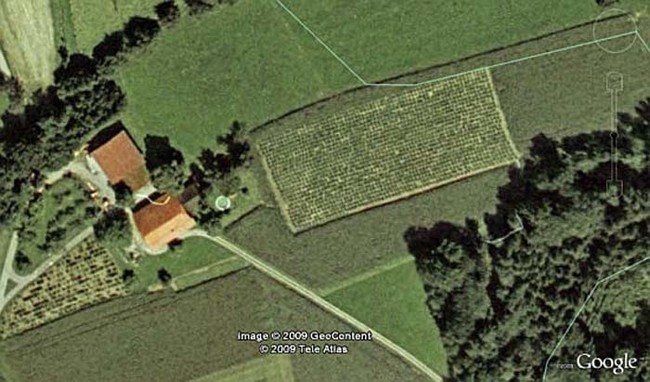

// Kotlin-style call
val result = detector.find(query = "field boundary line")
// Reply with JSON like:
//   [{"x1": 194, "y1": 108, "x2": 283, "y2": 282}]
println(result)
[
  {"x1": 274, "y1": 0, "x2": 637, "y2": 88},
  {"x1": 486, "y1": 69, "x2": 522, "y2": 164},
  {"x1": 318, "y1": 256, "x2": 414, "y2": 297},
  {"x1": 637, "y1": 30, "x2": 650, "y2": 53},
  {"x1": 542, "y1": 255, "x2": 650, "y2": 381}
]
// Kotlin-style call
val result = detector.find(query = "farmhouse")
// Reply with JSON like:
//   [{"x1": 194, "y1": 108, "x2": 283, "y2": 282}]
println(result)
[
  {"x1": 87, "y1": 122, "x2": 150, "y2": 192},
  {"x1": 133, "y1": 193, "x2": 197, "y2": 250}
]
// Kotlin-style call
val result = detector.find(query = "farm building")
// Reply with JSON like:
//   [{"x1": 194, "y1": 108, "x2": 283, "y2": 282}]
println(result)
[
  {"x1": 87, "y1": 122, "x2": 150, "y2": 192},
  {"x1": 133, "y1": 193, "x2": 197, "y2": 250}
]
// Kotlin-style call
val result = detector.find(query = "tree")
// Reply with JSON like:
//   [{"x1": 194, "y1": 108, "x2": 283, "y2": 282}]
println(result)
[
  {"x1": 94, "y1": 207, "x2": 131, "y2": 248},
  {"x1": 144, "y1": 135, "x2": 184, "y2": 171},
  {"x1": 14, "y1": 250, "x2": 31, "y2": 272},
  {"x1": 184, "y1": 0, "x2": 214, "y2": 15},
  {"x1": 155, "y1": 1, "x2": 181, "y2": 25},
  {"x1": 124, "y1": 17, "x2": 161, "y2": 48},
  {"x1": 121, "y1": 269, "x2": 135, "y2": 283},
  {"x1": 158, "y1": 268, "x2": 172, "y2": 284}
]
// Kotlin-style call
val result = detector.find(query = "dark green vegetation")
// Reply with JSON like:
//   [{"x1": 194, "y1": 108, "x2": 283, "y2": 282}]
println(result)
[
  {"x1": 0, "y1": 269, "x2": 431, "y2": 382},
  {"x1": 0, "y1": 51, "x2": 125, "y2": 228},
  {"x1": 405, "y1": 100, "x2": 650, "y2": 380},
  {"x1": 13, "y1": 178, "x2": 98, "y2": 274},
  {"x1": 326, "y1": 260, "x2": 448, "y2": 375}
]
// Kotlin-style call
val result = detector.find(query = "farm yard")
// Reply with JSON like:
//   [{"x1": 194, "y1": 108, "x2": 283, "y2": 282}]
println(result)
[
  {"x1": 0, "y1": 236, "x2": 126, "y2": 339},
  {"x1": 0, "y1": 269, "x2": 432, "y2": 382},
  {"x1": 0, "y1": 0, "x2": 57, "y2": 91},
  {"x1": 256, "y1": 70, "x2": 519, "y2": 232}
]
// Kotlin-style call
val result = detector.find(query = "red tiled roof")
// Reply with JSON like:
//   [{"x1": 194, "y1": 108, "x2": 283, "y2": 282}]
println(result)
[
  {"x1": 89, "y1": 131, "x2": 149, "y2": 191},
  {"x1": 133, "y1": 194, "x2": 196, "y2": 250}
]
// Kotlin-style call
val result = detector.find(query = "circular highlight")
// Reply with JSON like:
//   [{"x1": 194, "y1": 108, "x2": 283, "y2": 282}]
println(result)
[
  {"x1": 215, "y1": 195, "x2": 232, "y2": 211},
  {"x1": 592, "y1": 8, "x2": 638, "y2": 54}
]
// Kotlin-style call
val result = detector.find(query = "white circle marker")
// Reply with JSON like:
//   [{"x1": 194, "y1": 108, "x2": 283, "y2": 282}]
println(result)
[
  {"x1": 215, "y1": 196, "x2": 232, "y2": 211},
  {"x1": 592, "y1": 8, "x2": 638, "y2": 54}
]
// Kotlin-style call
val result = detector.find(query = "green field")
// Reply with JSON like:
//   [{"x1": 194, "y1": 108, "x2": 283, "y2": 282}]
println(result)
[
  {"x1": 129, "y1": 237, "x2": 235, "y2": 292},
  {"x1": 256, "y1": 70, "x2": 518, "y2": 232},
  {"x1": 493, "y1": 27, "x2": 650, "y2": 150},
  {"x1": 275, "y1": 0, "x2": 643, "y2": 82},
  {"x1": 0, "y1": 269, "x2": 432, "y2": 382},
  {"x1": 113, "y1": 0, "x2": 646, "y2": 162},
  {"x1": 171, "y1": 256, "x2": 249, "y2": 291},
  {"x1": 68, "y1": 0, "x2": 161, "y2": 52},
  {"x1": 116, "y1": 0, "x2": 354, "y2": 160},
  {"x1": 325, "y1": 259, "x2": 448, "y2": 375}
]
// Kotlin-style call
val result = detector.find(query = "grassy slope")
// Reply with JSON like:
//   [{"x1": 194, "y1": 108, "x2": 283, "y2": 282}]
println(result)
[
  {"x1": 117, "y1": 0, "x2": 354, "y2": 160},
  {"x1": 129, "y1": 236, "x2": 234, "y2": 292},
  {"x1": 326, "y1": 260, "x2": 448, "y2": 375},
  {"x1": 68, "y1": 0, "x2": 161, "y2": 52},
  {"x1": 0, "y1": 269, "x2": 432, "y2": 382}
]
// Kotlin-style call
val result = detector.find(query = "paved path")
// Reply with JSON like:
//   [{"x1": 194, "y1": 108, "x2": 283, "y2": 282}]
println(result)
[
  {"x1": 45, "y1": 158, "x2": 115, "y2": 203},
  {"x1": 0, "y1": 227, "x2": 94, "y2": 314},
  {"x1": 181, "y1": 230, "x2": 443, "y2": 382}
]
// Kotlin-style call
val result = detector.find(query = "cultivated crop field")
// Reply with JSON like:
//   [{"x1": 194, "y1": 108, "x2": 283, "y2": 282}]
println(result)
[
  {"x1": 257, "y1": 70, "x2": 519, "y2": 232},
  {"x1": 0, "y1": 236, "x2": 126, "y2": 339}
]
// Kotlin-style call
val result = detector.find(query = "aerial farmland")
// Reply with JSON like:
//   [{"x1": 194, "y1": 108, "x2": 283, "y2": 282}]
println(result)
[{"x1": 1, "y1": 1, "x2": 650, "y2": 381}]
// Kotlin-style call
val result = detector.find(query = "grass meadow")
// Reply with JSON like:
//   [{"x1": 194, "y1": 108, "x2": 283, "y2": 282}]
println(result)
[
  {"x1": 325, "y1": 259, "x2": 448, "y2": 375},
  {"x1": 68, "y1": 0, "x2": 161, "y2": 52},
  {"x1": 277, "y1": 0, "x2": 602, "y2": 81},
  {"x1": 116, "y1": 0, "x2": 354, "y2": 160}
]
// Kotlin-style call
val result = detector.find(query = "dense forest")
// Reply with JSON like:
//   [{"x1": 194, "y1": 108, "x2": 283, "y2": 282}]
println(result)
[{"x1": 406, "y1": 100, "x2": 650, "y2": 381}]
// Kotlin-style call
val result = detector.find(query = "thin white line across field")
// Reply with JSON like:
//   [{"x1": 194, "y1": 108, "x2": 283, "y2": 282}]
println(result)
[{"x1": 274, "y1": 0, "x2": 639, "y2": 88}]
